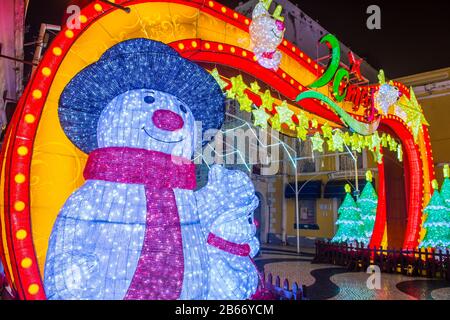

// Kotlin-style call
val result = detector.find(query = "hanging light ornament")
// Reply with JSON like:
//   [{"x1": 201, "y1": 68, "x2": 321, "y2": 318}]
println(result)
[
  {"x1": 374, "y1": 70, "x2": 401, "y2": 115},
  {"x1": 249, "y1": 0, "x2": 286, "y2": 71}
]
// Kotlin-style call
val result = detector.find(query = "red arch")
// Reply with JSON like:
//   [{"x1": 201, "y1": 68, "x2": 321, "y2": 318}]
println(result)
[
  {"x1": 0, "y1": 0, "x2": 428, "y2": 299},
  {"x1": 379, "y1": 118, "x2": 424, "y2": 249}
]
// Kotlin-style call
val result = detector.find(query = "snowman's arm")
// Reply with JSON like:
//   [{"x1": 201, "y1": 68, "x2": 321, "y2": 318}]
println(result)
[
  {"x1": 195, "y1": 183, "x2": 226, "y2": 229},
  {"x1": 195, "y1": 165, "x2": 258, "y2": 229},
  {"x1": 248, "y1": 236, "x2": 260, "y2": 258}
]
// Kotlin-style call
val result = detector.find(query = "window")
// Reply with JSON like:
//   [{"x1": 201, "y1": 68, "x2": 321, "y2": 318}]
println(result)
[
  {"x1": 296, "y1": 139, "x2": 316, "y2": 173},
  {"x1": 298, "y1": 199, "x2": 317, "y2": 224},
  {"x1": 339, "y1": 151, "x2": 364, "y2": 171}
]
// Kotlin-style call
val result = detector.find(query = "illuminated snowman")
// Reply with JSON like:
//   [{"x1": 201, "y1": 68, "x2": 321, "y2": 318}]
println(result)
[
  {"x1": 197, "y1": 166, "x2": 260, "y2": 300},
  {"x1": 249, "y1": 0, "x2": 286, "y2": 71},
  {"x1": 44, "y1": 39, "x2": 259, "y2": 300}
]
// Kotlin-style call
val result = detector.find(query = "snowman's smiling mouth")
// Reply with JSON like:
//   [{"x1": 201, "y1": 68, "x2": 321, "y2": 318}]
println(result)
[{"x1": 142, "y1": 126, "x2": 185, "y2": 143}]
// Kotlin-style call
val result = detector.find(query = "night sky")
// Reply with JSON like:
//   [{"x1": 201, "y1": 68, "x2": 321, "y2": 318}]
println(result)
[{"x1": 26, "y1": 0, "x2": 450, "y2": 78}]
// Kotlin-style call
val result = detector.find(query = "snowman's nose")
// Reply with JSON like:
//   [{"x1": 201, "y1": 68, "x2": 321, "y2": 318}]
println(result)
[{"x1": 152, "y1": 109, "x2": 184, "y2": 131}]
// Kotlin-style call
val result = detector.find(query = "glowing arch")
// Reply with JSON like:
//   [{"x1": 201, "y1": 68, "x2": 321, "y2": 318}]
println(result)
[{"x1": 0, "y1": 0, "x2": 435, "y2": 299}]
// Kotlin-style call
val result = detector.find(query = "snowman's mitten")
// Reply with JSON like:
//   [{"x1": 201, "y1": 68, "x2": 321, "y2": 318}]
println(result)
[{"x1": 196, "y1": 165, "x2": 256, "y2": 228}]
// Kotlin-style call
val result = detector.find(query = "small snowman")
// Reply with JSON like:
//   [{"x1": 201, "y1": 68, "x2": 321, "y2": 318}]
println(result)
[
  {"x1": 44, "y1": 39, "x2": 259, "y2": 300},
  {"x1": 197, "y1": 166, "x2": 260, "y2": 300},
  {"x1": 249, "y1": 0, "x2": 286, "y2": 71}
]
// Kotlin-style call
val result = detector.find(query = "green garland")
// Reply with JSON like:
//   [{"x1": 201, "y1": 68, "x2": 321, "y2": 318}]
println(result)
[{"x1": 210, "y1": 69, "x2": 403, "y2": 163}]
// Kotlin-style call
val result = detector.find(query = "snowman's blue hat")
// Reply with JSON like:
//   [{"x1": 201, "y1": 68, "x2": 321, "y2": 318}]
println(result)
[{"x1": 59, "y1": 38, "x2": 225, "y2": 154}]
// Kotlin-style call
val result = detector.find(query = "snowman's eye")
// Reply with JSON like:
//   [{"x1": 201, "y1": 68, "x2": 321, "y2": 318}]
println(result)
[
  {"x1": 179, "y1": 105, "x2": 187, "y2": 114},
  {"x1": 144, "y1": 96, "x2": 155, "y2": 104}
]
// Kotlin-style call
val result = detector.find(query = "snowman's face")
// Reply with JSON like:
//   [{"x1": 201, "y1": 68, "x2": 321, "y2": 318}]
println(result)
[{"x1": 97, "y1": 89, "x2": 196, "y2": 158}]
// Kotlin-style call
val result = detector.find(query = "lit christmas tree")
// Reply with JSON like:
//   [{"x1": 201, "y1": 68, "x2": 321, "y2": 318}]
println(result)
[
  {"x1": 440, "y1": 164, "x2": 450, "y2": 208},
  {"x1": 332, "y1": 184, "x2": 366, "y2": 245},
  {"x1": 357, "y1": 170, "x2": 378, "y2": 245},
  {"x1": 419, "y1": 180, "x2": 450, "y2": 249}
]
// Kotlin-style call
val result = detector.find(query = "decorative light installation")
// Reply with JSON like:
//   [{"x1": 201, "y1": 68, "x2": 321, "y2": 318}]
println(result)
[
  {"x1": 196, "y1": 165, "x2": 260, "y2": 300},
  {"x1": 0, "y1": 0, "x2": 436, "y2": 298},
  {"x1": 331, "y1": 184, "x2": 365, "y2": 245},
  {"x1": 441, "y1": 164, "x2": 450, "y2": 208},
  {"x1": 249, "y1": 0, "x2": 285, "y2": 71},
  {"x1": 45, "y1": 39, "x2": 260, "y2": 300},
  {"x1": 419, "y1": 180, "x2": 450, "y2": 249},
  {"x1": 357, "y1": 171, "x2": 378, "y2": 245},
  {"x1": 221, "y1": 73, "x2": 404, "y2": 164},
  {"x1": 374, "y1": 70, "x2": 401, "y2": 115},
  {"x1": 398, "y1": 87, "x2": 429, "y2": 142}
]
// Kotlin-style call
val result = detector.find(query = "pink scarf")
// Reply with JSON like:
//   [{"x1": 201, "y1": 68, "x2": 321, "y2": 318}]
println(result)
[
  {"x1": 207, "y1": 233, "x2": 251, "y2": 257},
  {"x1": 84, "y1": 147, "x2": 196, "y2": 300}
]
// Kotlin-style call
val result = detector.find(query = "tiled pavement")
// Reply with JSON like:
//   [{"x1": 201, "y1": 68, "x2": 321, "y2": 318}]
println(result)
[{"x1": 255, "y1": 244, "x2": 450, "y2": 300}]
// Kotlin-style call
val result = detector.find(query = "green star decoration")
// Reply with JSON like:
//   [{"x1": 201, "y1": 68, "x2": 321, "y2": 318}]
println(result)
[
  {"x1": 321, "y1": 122, "x2": 333, "y2": 139},
  {"x1": 397, "y1": 144, "x2": 403, "y2": 162},
  {"x1": 226, "y1": 88, "x2": 236, "y2": 99},
  {"x1": 310, "y1": 132, "x2": 324, "y2": 152},
  {"x1": 296, "y1": 126, "x2": 308, "y2": 141},
  {"x1": 389, "y1": 138, "x2": 398, "y2": 152},
  {"x1": 343, "y1": 131, "x2": 351, "y2": 145},
  {"x1": 297, "y1": 111, "x2": 309, "y2": 128},
  {"x1": 293, "y1": 111, "x2": 310, "y2": 138},
  {"x1": 260, "y1": 90, "x2": 275, "y2": 111},
  {"x1": 276, "y1": 101, "x2": 294, "y2": 124},
  {"x1": 371, "y1": 149, "x2": 383, "y2": 164},
  {"x1": 364, "y1": 135, "x2": 372, "y2": 148},
  {"x1": 381, "y1": 133, "x2": 388, "y2": 148},
  {"x1": 252, "y1": 107, "x2": 271, "y2": 129},
  {"x1": 350, "y1": 133, "x2": 362, "y2": 153},
  {"x1": 332, "y1": 129, "x2": 344, "y2": 152},
  {"x1": 250, "y1": 81, "x2": 261, "y2": 93},
  {"x1": 399, "y1": 87, "x2": 429, "y2": 142},
  {"x1": 230, "y1": 75, "x2": 248, "y2": 97},
  {"x1": 210, "y1": 68, "x2": 228, "y2": 91},
  {"x1": 271, "y1": 114, "x2": 282, "y2": 131},
  {"x1": 327, "y1": 137, "x2": 336, "y2": 152},
  {"x1": 376, "y1": 150, "x2": 383, "y2": 164},
  {"x1": 378, "y1": 69, "x2": 386, "y2": 85},
  {"x1": 371, "y1": 132, "x2": 381, "y2": 151},
  {"x1": 237, "y1": 94, "x2": 253, "y2": 113}
]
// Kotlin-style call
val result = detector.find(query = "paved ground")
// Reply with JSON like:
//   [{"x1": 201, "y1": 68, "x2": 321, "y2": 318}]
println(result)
[{"x1": 255, "y1": 244, "x2": 450, "y2": 300}]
